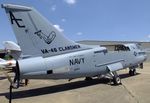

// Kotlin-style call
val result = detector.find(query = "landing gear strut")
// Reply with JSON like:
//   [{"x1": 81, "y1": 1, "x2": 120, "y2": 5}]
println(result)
[
  {"x1": 140, "y1": 63, "x2": 143, "y2": 69},
  {"x1": 129, "y1": 68, "x2": 136, "y2": 76}
]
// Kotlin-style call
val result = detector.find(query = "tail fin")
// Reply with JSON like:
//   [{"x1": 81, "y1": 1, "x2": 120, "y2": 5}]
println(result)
[{"x1": 2, "y1": 4, "x2": 91, "y2": 57}]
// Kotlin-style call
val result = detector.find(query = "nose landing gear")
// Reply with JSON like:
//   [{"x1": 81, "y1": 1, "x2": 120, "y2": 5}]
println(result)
[{"x1": 129, "y1": 68, "x2": 136, "y2": 76}]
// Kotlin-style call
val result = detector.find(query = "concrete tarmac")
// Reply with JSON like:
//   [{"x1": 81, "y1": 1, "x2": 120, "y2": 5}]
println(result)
[{"x1": 0, "y1": 62, "x2": 150, "y2": 103}]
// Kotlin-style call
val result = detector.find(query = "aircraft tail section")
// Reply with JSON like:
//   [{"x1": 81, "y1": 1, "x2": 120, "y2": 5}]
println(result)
[{"x1": 2, "y1": 4, "x2": 91, "y2": 57}]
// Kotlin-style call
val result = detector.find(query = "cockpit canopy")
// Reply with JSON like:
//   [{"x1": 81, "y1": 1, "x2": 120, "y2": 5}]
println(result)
[{"x1": 115, "y1": 43, "x2": 141, "y2": 51}]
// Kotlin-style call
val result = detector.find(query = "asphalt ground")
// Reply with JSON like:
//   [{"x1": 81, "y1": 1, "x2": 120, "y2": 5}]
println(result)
[{"x1": 0, "y1": 62, "x2": 150, "y2": 103}]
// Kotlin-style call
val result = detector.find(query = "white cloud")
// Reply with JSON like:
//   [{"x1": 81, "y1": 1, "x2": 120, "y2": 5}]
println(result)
[
  {"x1": 148, "y1": 35, "x2": 150, "y2": 38},
  {"x1": 76, "y1": 32, "x2": 83, "y2": 36},
  {"x1": 64, "y1": 0, "x2": 77, "y2": 5},
  {"x1": 61, "y1": 18, "x2": 66, "y2": 22},
  {"x1": 51, "y1": 5, "x2": 56, "y2": 11},
  {"x1": 54, "y1": 24, "x2": 64, "y2": 32}
]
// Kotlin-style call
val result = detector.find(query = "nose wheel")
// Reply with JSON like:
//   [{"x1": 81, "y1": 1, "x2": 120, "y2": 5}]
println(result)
[{"x1": 129, "y1": 68, "x2": 136, "y2": 76}]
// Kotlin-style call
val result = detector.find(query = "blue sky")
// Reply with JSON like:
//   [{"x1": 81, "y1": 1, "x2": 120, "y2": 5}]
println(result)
[{"x1": 0, "y1": 0, "x2": 150, "y2": 48}]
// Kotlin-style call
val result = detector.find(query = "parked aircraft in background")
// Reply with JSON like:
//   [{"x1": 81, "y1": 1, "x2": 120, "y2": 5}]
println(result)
[{"x1": 3, "y1": 41, "x2": 21, "y2": 59}]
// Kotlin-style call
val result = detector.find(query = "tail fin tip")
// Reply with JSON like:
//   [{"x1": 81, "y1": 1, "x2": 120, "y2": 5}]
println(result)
[{"x1": 1, "y1": 4, "x2": 31, "y2": 11}]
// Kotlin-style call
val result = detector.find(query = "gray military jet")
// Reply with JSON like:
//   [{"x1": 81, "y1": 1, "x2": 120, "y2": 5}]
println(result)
[{"x1": 0, "y1": 4, "x2": 147, "y2": 89}]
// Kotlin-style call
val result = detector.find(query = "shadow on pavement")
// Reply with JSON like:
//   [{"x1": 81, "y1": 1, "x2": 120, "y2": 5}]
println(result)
[{"x1": 0, "y1": 73, "x2": 140, "y2": 99}]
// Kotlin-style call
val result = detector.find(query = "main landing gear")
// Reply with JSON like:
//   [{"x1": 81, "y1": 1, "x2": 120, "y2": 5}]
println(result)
[
  {"x1": 84, "y1": 71, "x2": 122, "y2": 85},
  {"x1": 110, "y1": 71, "x2": 122, "y2": 85}
]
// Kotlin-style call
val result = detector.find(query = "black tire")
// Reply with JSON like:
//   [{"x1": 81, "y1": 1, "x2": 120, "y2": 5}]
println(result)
[
  {"x1": 85, "y1": 77, "x2": 93, "y2": 81},
  {"x1": 129, "y1": 70, "x2": 132, "y2": 76},
  {"x1": 129, "y1": 69, "x2": 136, "y2": 76},
  {"x1": 112, "y1": 72, "x2": 121, "y2": 85},
  {"x1": 133, "y1": 69, "x2": 136, "y2": 75},
  {"x1": 113, "y1": 76, "x2": 121, "y2": 85}
]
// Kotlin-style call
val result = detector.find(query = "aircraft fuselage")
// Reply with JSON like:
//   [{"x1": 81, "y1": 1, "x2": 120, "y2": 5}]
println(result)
[{"x1": 19, "y1": 47, "x2": 147, "y2": 80}]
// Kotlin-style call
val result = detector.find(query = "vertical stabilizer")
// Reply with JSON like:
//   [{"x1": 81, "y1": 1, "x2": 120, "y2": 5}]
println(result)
[{"x1": 2, "y1": 4, "x2": 91, "y2": 57}]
